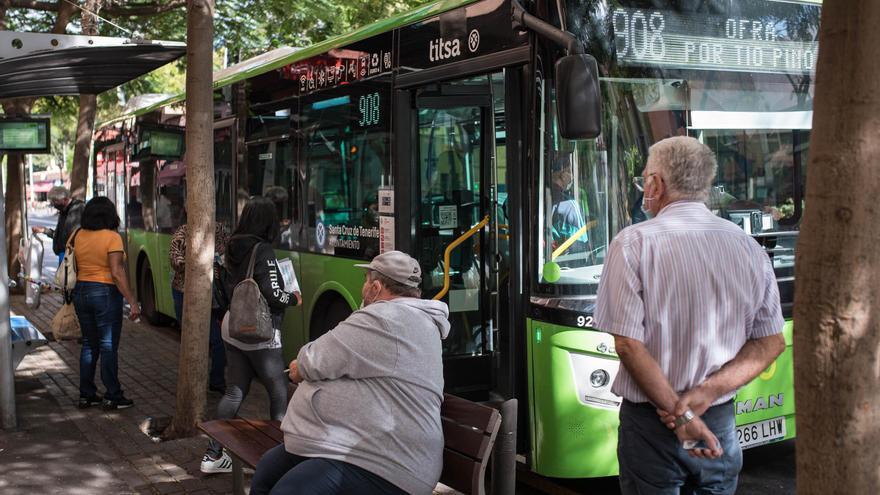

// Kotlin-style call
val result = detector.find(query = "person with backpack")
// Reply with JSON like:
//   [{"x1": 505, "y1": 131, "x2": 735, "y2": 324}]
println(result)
[{"x1": 201, "y1": 196, "x2": 301, "y2": 474}]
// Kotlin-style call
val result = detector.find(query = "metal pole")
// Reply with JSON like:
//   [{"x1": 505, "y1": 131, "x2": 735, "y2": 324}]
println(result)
[
  {"x1": 27, "y1": 154, "x2": 33, "y2": 204},
  {"x1": 0, "y1": 151, "x2": 18, "y2": 429}
]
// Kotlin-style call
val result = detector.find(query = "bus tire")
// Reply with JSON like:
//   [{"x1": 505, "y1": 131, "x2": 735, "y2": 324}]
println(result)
[
  {"x1": 138, "y1": 259, "x2": 171, "y2": 327},
  {"x1": 310, "y1": 295, "x2": 352, "y2": 341}
]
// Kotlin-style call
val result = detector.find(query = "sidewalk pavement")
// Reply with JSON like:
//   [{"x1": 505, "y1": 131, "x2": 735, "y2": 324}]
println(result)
[
  {"x1": 2, "y1": 293, "x2": 462, "y2": 495},
  {"x1": 1, "y1": 293, "x2": 271, "y2": 495}
]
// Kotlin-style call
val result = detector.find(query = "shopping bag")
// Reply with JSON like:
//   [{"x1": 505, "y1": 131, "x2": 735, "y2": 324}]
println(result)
[{"x1": 51, "y1": 303, "x2": 81, "y2": 340}]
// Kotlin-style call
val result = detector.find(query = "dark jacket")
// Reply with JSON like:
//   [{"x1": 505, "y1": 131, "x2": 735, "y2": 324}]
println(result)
[
  {"x1": 49, "y1": 199, "x2": 84, "y2": 256},
  {"x1": 219, "y1": 234, "x2": 298, "y2": 327}
]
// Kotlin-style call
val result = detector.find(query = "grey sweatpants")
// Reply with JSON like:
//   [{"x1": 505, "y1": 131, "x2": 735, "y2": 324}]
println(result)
[{"x1": 206, "y1": 344, "x2": 288, "y2": 458}]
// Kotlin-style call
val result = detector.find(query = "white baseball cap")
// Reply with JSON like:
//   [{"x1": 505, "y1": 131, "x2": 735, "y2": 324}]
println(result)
[{"x1": 354, "y1": 251, "x2": 422, "y2": 288}]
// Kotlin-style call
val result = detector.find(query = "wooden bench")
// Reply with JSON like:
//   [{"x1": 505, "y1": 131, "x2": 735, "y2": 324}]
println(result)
[{"x1": 200, "y1": 393, "x2": 502, "y2": 495}]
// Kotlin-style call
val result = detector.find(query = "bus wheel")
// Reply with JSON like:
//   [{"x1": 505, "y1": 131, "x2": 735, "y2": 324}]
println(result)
[
  {"x1": 138, "y1": 260, "x2": 169, "y2": 326},
  {"x1": 310, "y1": 296, "x2": 352, "y2": 341}
]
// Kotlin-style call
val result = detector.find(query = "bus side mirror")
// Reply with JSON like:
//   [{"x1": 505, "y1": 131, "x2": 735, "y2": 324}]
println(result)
[{"x1": 555, "y1": 54, "x2": 602, "y2": 140}]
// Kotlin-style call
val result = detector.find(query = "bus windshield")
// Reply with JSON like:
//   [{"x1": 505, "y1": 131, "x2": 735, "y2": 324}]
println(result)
[{"x1": 538, "y1": 0, "x2": 819, "y2": 300}]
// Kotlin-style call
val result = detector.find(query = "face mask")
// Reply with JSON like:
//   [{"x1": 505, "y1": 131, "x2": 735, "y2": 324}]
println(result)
[
  {"x1": 641, "y1": 196, "x2": 657, "y2": 219},
  {"x1": 360, "y1": 281, "x2": 379, "y2": 308}
]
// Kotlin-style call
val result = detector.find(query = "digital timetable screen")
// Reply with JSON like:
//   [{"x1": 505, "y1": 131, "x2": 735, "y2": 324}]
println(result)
[
  {"x1": 612, "y1": 0, "x2": 821, "y2": 75},
  {"x1": 0, "y1": 119, "x2": 50, "y2": 153}
]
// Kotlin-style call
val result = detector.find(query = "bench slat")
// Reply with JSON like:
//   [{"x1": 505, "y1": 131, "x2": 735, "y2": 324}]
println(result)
[
  {"x1": 244, "y1": 418, "x2": 283, "y2": 444},
  {"x1": 442, "y1": 417, "x2": 494, "y2": 460},
  {"x1": 441, "y1": 393, "x2": 498, "y2": 434},
  {"x1": 440, "y1": 447, "x2": 483, "y2": 495},
  {"x1": 228, "y1": 419, "x2": 279, "y2": 451}
]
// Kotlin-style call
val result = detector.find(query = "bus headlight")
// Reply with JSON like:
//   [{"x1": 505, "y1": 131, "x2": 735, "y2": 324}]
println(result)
[{"x1": 590, "y1": 369, "x2": 610, "y2": 388}]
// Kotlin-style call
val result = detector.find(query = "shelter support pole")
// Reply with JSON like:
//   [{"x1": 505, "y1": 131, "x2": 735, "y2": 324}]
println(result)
[{"x1": 0, "y1": 152, "x2": 17, "y2": 429}]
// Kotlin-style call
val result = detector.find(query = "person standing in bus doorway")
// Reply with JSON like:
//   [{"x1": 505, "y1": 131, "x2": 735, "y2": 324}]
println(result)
[
  {"x1": 169, "y1": 212, "x2": 230, "y2": 393},
  {"x1": 250, "y1": 251, "x2": 450, "y2": 495},
  {"x1": 594, "y1": 136, "x2": 786, "y2": 494},
  {"x1": 32, "y1": 186, "x2": 84, "y2": 266}
]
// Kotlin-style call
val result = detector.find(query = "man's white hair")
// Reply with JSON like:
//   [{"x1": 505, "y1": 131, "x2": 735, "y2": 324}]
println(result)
[
  {"x1": 47, "y1": 186, "x2": 71, "y2": 203},
  {"x1": 648, "y1": 136, "x2": 717, "y2": 201}
]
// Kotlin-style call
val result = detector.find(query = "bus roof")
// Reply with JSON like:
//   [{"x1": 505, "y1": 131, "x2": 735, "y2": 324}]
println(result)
[{"x1": 100, "y1": 0, "x2": 480, "y2": 126}]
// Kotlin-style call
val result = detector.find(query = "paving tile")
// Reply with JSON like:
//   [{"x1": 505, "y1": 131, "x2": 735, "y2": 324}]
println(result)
[{"x1": 4, "y1": 293, "x2": 265, "y2": 495}]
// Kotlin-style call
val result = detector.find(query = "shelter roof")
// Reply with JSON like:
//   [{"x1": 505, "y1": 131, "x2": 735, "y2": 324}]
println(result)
[{"x1": 0, "y1": 31, "x2": 185, "y2": 99}]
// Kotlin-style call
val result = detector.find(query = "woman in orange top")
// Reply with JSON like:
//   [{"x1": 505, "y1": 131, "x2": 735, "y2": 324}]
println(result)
[{"x1": 72, "y1": 197, "x2": 141, "y2": 410}]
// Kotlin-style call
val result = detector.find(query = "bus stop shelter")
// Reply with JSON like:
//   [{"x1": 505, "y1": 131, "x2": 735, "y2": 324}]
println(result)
[{"x1": 0, "y1": 30, "x2": 186, "y2": 429}]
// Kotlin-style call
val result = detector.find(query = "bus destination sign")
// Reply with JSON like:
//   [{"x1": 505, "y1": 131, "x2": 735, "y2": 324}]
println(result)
[
  {"x1": 281, "y1": 32, "x2": 392, "y2": 95},
  {"x1": 613, "y1": 2, "x2": 820, "y2": 75}
]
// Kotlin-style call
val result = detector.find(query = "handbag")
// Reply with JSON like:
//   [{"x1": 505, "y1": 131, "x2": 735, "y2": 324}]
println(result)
[
  {"x1": 227, "y1": 244, "x2": 274, "y2": 344},
  {"x1": 54, "y1": 228, "x2": 81, "y2": 294},
  {"x1": 51, "y1": 302, "x2": 81, "y2": 341}
]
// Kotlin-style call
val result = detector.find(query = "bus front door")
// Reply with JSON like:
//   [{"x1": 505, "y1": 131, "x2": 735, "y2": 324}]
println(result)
[{"x1": 412, "y1": 76, "x2": 503, "y2": 401}]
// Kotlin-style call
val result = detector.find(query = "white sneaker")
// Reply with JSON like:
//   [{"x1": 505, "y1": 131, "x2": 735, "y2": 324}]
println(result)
[{"x1": 200, "y1": 451, "x2": 233, "y2": 474}]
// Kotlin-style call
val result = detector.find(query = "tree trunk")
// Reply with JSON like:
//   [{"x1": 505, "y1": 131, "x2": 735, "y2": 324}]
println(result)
[
  {"x1": 69, "y1": 0, "x2": 101, "y2": 201},
  {"x1": 4, "y1": 152, "x2": 23, "y2": 279},
  {"x1": 2, "y1": 98, "x2": 33, "y2": 281},
  {"x1": 164, "y1": 0, "x2": 215, "y2": 439},
  {"x1": 794, "y1": 1, "x2": 880, "y2": 493},
  {"x1": 69, "y1": 94, "x2": 97, "y2": 201}
]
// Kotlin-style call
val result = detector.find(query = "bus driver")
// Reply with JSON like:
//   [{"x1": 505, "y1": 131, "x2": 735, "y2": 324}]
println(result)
[{"x1": 550, "y1": 154, "x2": 590, "y2": 259}]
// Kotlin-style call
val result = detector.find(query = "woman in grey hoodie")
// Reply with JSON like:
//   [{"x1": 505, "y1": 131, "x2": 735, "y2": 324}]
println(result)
[{"x1": 250, "y1": 251, "x2": 450, "y2": 495}]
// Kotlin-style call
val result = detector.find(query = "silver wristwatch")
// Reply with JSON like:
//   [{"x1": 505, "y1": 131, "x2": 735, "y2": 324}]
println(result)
[{"x1": 673, "y1": 409, "x2": 696, "y2": 428}]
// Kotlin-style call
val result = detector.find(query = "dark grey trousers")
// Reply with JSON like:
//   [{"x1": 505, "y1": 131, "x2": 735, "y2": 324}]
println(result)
[{"x1": 206, "y1": 344, "x2": 288, "y2": 458}]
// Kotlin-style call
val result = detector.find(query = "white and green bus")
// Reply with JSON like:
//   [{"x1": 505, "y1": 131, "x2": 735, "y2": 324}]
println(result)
[{"x1": 93, "y1": 0, "x2": 818, "y2": 480}]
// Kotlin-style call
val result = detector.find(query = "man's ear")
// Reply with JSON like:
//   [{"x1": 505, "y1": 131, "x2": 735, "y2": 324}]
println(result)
[{"x1": 654, "y1": 175, "x2": 667, "y2": 200}]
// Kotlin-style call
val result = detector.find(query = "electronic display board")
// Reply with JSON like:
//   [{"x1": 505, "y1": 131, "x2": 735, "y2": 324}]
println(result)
[
  {"x1": 612, "y1": 0, "x2": 821, "y2": 75},
  {"x1": 0, "y1": 118, "x2": 50, "y2": 153},
  {"x1": 134, "y1": 125, "x2": 185, "y2": 159}
]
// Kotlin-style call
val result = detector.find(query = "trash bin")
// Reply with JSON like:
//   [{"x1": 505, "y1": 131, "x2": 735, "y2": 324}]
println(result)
[{"x1": 10, "y1": 316, "x2": 47, "y2": 370}]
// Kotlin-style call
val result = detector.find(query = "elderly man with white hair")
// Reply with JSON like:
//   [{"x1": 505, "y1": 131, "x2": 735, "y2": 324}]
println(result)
[
  {"x1": 594, "y1": 136, "x2": 786, "y2": 494},
  {"x1": 32, "y1": 186, "x2": 85, "y2": 265}
]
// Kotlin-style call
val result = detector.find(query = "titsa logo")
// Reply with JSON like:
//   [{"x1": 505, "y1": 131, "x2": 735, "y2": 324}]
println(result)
[
  {"x1": 429, "y1": 37, "x2": 461, "y2": 62},
  {"x1": 429, "y1": 29, "x2": 480, "y2": 62}
]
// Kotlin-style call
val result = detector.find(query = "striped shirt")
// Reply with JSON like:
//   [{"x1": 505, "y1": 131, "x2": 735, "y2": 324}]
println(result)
[{"x1": 594, "y1": 201, "x2": 784, "y2": 405}]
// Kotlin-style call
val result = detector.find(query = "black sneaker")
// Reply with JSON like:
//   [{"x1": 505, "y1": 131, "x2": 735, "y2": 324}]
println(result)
[
  {"x1": 102, "y1": 397, "x2": 134, "y2": 410},
  {"x1": 77, "y1": 395, "x2": 103, "y2": 409}
]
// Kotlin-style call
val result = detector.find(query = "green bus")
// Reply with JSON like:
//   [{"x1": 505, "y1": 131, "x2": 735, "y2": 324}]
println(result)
[{"x1": 93, "y1": 0, "x2": 819, "y2": 480}]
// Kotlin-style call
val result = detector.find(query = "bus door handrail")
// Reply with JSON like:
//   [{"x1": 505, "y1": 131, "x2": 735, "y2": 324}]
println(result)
[
  {"x1": 551, "y1": 219, "x2": 597, "y2": 261},
  {"x1": 433, "y1": 215, "x2": 490, "y2": 301}
]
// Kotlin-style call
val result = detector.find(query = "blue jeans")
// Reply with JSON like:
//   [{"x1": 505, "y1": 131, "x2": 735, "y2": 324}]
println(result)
[
  {"x1": 73, "y1": 281, "x2": 124, "y2": 400},
  {"x1": 618, "y1": 400, "x2": 743, "y2": 495},
  {"x1": 250, "y1": 444, "x2": 407, "y2": 495},
  {"x1": 172, "y1": 288, "x2": 226, "y2": 388}
]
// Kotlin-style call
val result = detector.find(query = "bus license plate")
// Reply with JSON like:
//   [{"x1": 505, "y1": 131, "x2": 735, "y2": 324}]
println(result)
[{"x1": 737, "y1": 417, "x2": 786, "y2": 449}]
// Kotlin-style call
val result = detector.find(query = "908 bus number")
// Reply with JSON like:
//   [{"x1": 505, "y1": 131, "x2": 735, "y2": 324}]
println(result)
[{"x1": 576, "y1": 315, "x2": 594, "y2": 328}]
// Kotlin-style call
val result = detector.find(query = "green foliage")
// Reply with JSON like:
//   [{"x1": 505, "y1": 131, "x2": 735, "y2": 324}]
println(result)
[
  {"x1": 31, "y1": 96, "x2": 78, "y2": 172},
  {"x1": 5, "y1": 0, "x2": 429, "y2": 154},
  {"x1": 97, "y1": 60, "x2": 187, "y2": 122},
  {"x1": 216, "y1": 0, "x2": 426, "y2": 60}
]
